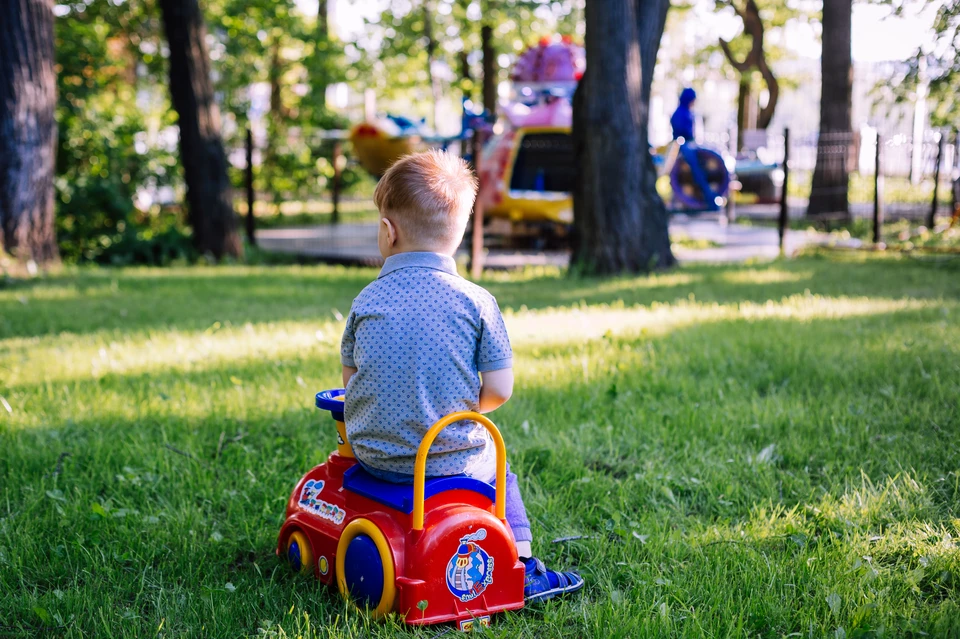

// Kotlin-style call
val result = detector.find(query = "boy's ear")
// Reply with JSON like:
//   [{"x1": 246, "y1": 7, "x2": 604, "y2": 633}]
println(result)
[{"x1": 382, "y1": 217, "x2": 398, "y2": 247}]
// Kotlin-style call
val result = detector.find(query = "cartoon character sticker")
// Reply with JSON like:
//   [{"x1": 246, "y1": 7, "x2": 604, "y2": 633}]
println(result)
[
  {"x1": 298, "y1": 479, "x2": 346, "y2": 525},
  {"x1": 445, "y1": 529, "x2": 494, "y2": 602}
]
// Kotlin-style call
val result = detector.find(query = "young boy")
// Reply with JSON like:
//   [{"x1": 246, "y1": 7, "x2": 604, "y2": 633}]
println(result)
[{"x1": 340, "y1": 149, "x2": 584, "y2": 602}]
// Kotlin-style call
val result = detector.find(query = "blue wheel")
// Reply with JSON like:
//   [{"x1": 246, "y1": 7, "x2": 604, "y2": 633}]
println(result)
[
  {"x1": 671, "y1": 146, "x2": 731, "y2": 209},
  {"x1": 286, "y1": 530, "x2": 313, "y2": 575},
  {"x1": 342, "y1": 534, "x2": 385, "y2": 608},
  {"x1": 336, "y1": 518, "x2": 397, "y2": 617}
]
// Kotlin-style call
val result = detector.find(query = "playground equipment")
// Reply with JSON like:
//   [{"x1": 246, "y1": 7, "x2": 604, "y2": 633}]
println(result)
[
  {"x1": 344, "y1": 36, "x2": 757, "y2": 229},
  {"x1": 476, "y1": 36, "x2": 737, "y2": 234},
  {"x1": 652, "y1": 141, "x2": 734, "y2": 211},
  {"x1": 477, "y1": 37, "x2": 581, "y2": 229},
  {"x1": 277, "y1": 389, "x2": 525, "y2": 629},
  {"x1": 348, "y1": 116, "x2": 429, "y2": 178}
]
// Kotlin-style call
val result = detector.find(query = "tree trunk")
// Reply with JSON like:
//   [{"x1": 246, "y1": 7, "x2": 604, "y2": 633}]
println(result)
[
  {"x1": 314, "y1": 0, "x2": 328, "y2": 109},
  {"x1": 317, "y1": 0, "x2": 328, "y2": 39},
  {"x1": 719, "y1": 1, "x2": 778, "y2": 141},
  {"x1": 481, "y1": 23, "x2": 496, "y2": 115},
  {"x1": 0, "y1": 0, "x2": 59, "y2": 264},
  {"x1": 459, "y1": 50, "x2": 473, "y2": 102},
  {"x1": 808, "y1": 0, "x2": 852, "y2": 219},
  {"x1": 265, "y1": 42, "x2": 285, "y2": 212},
  {"x1": 422, "y1": 2, "x2": 442, "y2": 130},
  {"x1": 736, "y1": 78, "x2": 752, "y2": 149},
  {"x1": 572, "y1": 0, "x2": 674, "y2": 274},
  {"x1": 159, "y1": 0, "x2": 242, "y2": 259}
]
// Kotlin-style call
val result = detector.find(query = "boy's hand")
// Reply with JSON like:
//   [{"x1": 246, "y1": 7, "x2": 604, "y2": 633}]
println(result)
[
  {"x1": 478, "y1": 368, "x2": 513, "y2": 413},
  {"x1": 342, "y1": 365, "x2": 358, "y2": 388}
]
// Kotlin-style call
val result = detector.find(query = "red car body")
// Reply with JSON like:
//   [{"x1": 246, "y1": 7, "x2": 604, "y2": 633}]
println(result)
[{"x1": 276, "y1": 390, "x2": 525, "y2": 628}]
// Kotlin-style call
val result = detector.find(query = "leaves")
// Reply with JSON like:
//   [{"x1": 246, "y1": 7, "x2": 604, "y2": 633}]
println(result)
[
  {"x1": 33, "y1": 606, "x2": 53, "y2": 625},
  {"x1": 826, "y1": 592, "x2": 842, "y2": 616},
  {"x1": 755, "y1": 443, "x2": 777, "y2": 464}
]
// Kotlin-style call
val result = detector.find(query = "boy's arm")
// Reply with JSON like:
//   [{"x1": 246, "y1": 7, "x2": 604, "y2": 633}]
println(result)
[
  {"x1": 476, "y1": 293, "x2": 513, "y2": 413},
  {"x1": 342, "y1": 365, "x2": 358, "y2": 388},
  {"x1": 340, "y1": 305, "x2": 358, "y2": 389},
  {"x1": 478, "y1": 367, "x2": 513, "y2": 413}
]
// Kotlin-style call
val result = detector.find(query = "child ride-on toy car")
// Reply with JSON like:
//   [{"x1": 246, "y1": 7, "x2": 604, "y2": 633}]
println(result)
[{"x1": 277, "y1": 389, "x2": 525, "y2": 629}]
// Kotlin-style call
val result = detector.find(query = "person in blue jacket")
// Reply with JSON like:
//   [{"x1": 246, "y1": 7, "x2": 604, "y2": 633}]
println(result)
[{"x1": 670, "y1": 88, "x2": 721, "y2": 210}]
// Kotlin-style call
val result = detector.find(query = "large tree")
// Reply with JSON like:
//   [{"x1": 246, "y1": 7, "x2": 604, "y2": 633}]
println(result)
[
  {"x1": 572, "y1": 0, "x2": 674, "y2": 274},
  {"x1": 718, "y1": 0, "x2": 780, "y2": 147},
  {"x1": 159, "y1": 0, "x2": 242, "y2": 259},
  {"x1": 807, "y1": 0, "x2": 853, "y2": 219},
  {"x1": 0, "y1": 0, "x2": 59, "y2": 264}
]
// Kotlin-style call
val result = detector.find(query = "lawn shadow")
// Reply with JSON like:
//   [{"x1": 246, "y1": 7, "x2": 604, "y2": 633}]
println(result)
[
  {"x1": 2, "y1": 279, "x2": 959, "y2": 636},
  {"x1": 2, "y1": 256, "x2": 959, "y2": 341}
]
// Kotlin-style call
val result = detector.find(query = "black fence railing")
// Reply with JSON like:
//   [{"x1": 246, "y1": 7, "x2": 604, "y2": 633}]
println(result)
[{"x1": 240, "y1": 125, "x2": 960, "y2": 267}]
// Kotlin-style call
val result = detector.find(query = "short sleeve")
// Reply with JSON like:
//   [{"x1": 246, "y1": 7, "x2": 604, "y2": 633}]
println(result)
[
  {"x1": 477, "y1": 296, "x2": 513, "y2": 372},
  {"x1": 340, "y1": 308, "x2": 357, "y2": 367}
]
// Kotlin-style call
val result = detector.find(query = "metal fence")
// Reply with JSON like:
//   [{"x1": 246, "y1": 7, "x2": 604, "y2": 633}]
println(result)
[
  {"x1": 732, "y1": 128, "x2": 958, "y2": 225},
  {"x1": 241, "y1": 126, "x2": 960, "y2": 269}
]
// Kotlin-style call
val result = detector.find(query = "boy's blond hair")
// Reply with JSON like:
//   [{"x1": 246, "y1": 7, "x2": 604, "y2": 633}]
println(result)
[{"x1": 374, "y1": 149, "x2": 478, "y2": 248}]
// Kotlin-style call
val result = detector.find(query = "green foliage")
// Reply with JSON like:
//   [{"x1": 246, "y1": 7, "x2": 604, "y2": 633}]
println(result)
[
  {"x1": 2, "y1": 256, "x2": 960, "y2": 636},
  {"x1": 667, "y1": 0, "x2": 818, "y2": 109},
  {"x1": 54, "y1": 0, "x2": 188, "y2": 265},
  {"x1": 52, "y1": 0, "x2": 364, "y2": 261},
  {"x1": 871, "y1": 1, "x2": 959, "y2": 128},
  {"x1": 53, "y1": 87, "x2": 192, "y2": 265},
  {"x1": 352, "y1": 0, "x2": 584, "y2": 115},
  {"x1": 209, "y1": 0, "x2": 366, "y2": 210}
]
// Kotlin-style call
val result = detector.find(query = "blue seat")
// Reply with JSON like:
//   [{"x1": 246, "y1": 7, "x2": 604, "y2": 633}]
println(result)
[{"x1": 342, "y1": 465, "x2": 496, "y2": 515}]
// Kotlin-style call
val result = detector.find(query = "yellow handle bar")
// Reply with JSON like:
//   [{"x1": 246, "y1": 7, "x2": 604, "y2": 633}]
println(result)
[{"x1": 412, "y1": 412, "x2": 506, "y2": 531}]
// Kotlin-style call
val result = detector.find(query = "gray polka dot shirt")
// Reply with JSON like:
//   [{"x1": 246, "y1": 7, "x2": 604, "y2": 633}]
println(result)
[{"x1": 340, "y1": 252, "x2": 513, "y2": 477}]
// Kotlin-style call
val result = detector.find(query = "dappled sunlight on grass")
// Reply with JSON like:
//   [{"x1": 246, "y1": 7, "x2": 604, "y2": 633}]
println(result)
[
  {"x1": 2, "y1": 255, "x2": 960, "y2": 636},
  {"x1": 3, "y1": 292, "x2": 948, "y2": 391},
  {"x1": 720, "y1": 268, "x2": 814, "y2": 284},
  {"x1": 0, "y1": 281, "x2": 121, "y2": 302},
  {"x1": 1, "y1": 320, "x2": 344, "y2": 388},
  {"x1": 506, "y1": 295, "x2": 947, "y2": 347},
  {"x1": 545, "y1": 272, "x2": 705, "y2": 301}
]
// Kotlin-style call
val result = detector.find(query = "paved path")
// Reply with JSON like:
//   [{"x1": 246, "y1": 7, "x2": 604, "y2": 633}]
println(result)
[{"x1": 256, "y1": 215, "x2": 854, "y2": 268}]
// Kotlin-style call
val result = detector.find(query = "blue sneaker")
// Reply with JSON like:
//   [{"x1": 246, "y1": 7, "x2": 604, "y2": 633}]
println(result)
[{"x1": 522, "y1": 557, "x2": 585, "y2": 602}]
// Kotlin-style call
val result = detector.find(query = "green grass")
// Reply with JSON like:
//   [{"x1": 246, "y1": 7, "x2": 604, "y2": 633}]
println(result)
[
  {"x1": 2, "y1": 255, "x2": 960, "y2": 637},
  {"x1": 787, "y1": 171, "x2": 954, "y2": 207},
  {"x1": 741, "y1": 216, "x2": 960, "y2": 252}
]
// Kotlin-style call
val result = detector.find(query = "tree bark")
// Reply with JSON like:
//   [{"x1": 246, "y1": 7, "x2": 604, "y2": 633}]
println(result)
[
  {"x1": 808, "y1": 0, "x2": 852, "y2": 219},
  {"x1": 314, "y1": 0, "x2": 328, "y2": 109},
  {"x1": 481, "y1": 23, "x2": 496, "y2": 115},
  {"x1": 736, "y1": 78, "x2": 753, "y2": 149},
  {"x1": 572, "y1": 0, "x2": 674, "y2": 274},
  {"x1": 265, "y1": 42, "x2": 287, "y2": 212},
  {"x1": 423, "y1": 2, "x2": 442, "y2": 129},
  {"x1": 317, "y1": 0, "x2": 328, "y2": 39},
  {"x1": 159, "y1": 0, "x2": 242, "y2": 259},
  {"x1": 719, "y1": 1, "x2": 778, "y2": 137},
  {"x1": 0, "y1": 0, "x2": 59, "y2": 264}
]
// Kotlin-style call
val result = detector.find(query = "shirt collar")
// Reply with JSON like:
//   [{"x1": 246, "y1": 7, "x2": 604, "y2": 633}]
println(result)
[{"x1": 378, "y1": 252, "x2": 459, "y2": 279}]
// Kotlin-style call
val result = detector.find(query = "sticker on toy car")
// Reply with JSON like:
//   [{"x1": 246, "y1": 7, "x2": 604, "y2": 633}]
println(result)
[
  {"x1": 298, "y1": 479, "x2": 345, "y2": 525},
  {"x1": 445, "y1": 529, "x2": 494, "y2": 602}
]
